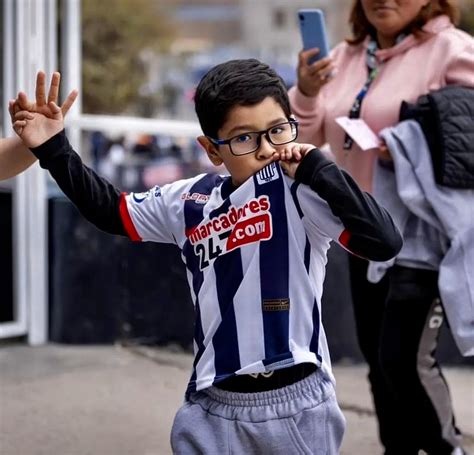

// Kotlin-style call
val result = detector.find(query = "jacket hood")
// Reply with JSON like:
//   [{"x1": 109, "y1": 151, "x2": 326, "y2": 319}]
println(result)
[{"x1": 366, "y1": 15, "x2": 453, "y2": 62}]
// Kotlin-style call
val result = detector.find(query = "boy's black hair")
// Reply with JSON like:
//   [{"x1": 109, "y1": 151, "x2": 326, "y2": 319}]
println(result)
[{"x1": 194, "y1": 58, "x2": 291, "y2": 139}]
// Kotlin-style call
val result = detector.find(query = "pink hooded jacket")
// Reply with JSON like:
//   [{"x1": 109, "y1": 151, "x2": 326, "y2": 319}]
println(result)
[{"x1": 289, "y1": 15, "x2": 474, "y2": 193}]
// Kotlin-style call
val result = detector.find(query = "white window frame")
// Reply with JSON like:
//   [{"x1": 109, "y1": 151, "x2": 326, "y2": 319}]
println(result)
[{"x1": 0, "y1": 0, "x2": 56, "y2": 344}]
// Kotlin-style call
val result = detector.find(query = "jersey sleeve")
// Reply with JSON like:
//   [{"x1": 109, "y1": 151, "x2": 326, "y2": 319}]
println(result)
[
  {"x1": 293, "y1": 182, "x2": 346, "y2": 243},
  {"x1": 294, "y1": 148, "x2": 403, "y2": 261},
  {"x1": 120, "y1": 180, "x2": 188, "y2": 243}
]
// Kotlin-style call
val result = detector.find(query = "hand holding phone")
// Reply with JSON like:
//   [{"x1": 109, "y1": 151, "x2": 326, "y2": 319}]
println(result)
[
  {"x1": 296, "y1": 9, "x2": 335, "y2": 97},
  {"x1": 298, "y1": 9, "x2": 330, "y2": 65}
]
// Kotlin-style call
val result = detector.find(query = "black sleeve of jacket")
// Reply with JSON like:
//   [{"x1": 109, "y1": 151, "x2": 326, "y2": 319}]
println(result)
[
  {"x1": 31, "y1": 130, "x2": 127, "y2": 237},
  {"x1": 295, "y1": 148, "x2": 402, "y2": 261}
]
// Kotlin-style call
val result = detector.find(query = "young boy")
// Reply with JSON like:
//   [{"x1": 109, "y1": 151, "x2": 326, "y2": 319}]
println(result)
[
  {"x1": 13, "y1": 59, "x2": 402, "y2": 454},
  {"x1": 0, "y1": 72, "x2": 76, "y2": 181}
]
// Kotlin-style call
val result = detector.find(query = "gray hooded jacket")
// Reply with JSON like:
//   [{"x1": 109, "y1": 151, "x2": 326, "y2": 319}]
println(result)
[{"x1": 368, "y1": 120, "x2": 474, "y2": 356}]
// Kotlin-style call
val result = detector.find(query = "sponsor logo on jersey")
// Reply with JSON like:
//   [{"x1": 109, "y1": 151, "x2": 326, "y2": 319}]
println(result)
[
  {"x1": 226, "y1": 214, "x2": 271, "y2": 251},
  {"x1": 153, "y1": 186, "x2": 162, "y2": 197},
  {"x1": 186, "y1": 195, "x2": 272, "y2": 270},
  {"x1": 262, "y1": 298, "x2": 290, "y2": 311},
  {"x1": 256, "y1": 163, "x2": 279, "y2": 185},
  {"x1": 181, "y1": 192, "x2": 210, "y2": 204},
  {"x1": 132, "y1": 191, "x2": 150, "y2": 203}
]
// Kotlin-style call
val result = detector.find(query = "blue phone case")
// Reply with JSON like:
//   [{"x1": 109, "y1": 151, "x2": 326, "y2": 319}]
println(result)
[{"x1": 298, "y1": 9, "x2": 330, "y2": 65}]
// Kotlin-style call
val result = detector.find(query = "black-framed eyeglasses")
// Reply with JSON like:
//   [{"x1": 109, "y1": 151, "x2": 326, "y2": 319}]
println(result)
[{"x1": 208, "y1": 120, "x2": 299, "y2": 156}]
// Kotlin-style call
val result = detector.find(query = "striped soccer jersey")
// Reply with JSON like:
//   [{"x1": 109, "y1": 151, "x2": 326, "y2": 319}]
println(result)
[
  {"x1": 29, "y1": 131, "x2": 401, "y2": 395},
  {"x1": 122, "y1": 162, "x2": 346, "y2": 394}
]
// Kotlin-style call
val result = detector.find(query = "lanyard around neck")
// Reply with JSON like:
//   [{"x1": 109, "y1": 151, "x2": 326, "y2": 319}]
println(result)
[
  {"x1": 343, "y1": 33, "x2": 407, "y2": 151},
  {"x1": 343, "y1": 39, "x2": 379, "y2": 150}
]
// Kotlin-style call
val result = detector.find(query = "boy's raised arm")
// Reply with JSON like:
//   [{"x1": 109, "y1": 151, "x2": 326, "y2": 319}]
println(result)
[
  {"x1": 12, "y1": 72, "x2": 127, "y2": 237},
  {"x1": 29, "y1": 130, "x2": 128, "y2": 236}
]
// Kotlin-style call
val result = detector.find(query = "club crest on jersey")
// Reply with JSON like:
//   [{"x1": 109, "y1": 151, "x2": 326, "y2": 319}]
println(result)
[
  {"x1": 256, "y1": 163, "x2": 279, "y2": 185},
  {"x1": 187, "y1": 195, "x2": 273, "y2": 270}
]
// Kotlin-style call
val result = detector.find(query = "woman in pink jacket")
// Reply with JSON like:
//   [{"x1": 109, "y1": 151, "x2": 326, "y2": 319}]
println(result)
[{"x1": 289, "y1": 1, "x2": 473, "y2": 454}]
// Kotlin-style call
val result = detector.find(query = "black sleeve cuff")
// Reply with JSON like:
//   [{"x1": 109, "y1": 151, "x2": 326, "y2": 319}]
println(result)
[
  {"x1": 295, "y1": 148, "x2": 334, "y2": 185},
  {"x1": 30, "y1": 130, "x2": 69, "y2": 166}
]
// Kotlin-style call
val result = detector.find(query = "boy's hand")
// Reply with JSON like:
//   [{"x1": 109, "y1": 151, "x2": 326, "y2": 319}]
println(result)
[
  {"x1": 9, "y1": 71, "x2": 78, "y2": 148},
  {"x1": 276, "y1": 143, "x2": 315, "y2": 179},
  {"x1": 9, "y1": 71, "x2": 77, "y2": 120},
  {"x1": 13, "y1": 103, "x2": 64, "y2": 148}
]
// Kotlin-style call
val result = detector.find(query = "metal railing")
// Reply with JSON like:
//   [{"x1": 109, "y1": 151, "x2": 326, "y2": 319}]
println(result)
[{"x1": 68, "y1": 114, "x2": 201, "y2": 138}]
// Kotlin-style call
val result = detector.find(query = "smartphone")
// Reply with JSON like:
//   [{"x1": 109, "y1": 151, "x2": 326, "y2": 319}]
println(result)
[{"x1": 298, "y1": 9, "x2": 330, "y2": 65}]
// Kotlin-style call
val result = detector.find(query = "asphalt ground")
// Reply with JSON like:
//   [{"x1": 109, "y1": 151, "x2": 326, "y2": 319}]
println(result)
[{"x1": 0, "y1": 344, "x2": 472, "y2": 455}]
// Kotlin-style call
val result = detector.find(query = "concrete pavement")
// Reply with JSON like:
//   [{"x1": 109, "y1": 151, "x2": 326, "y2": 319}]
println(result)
[{"x1": 0, "y1": 344, "x2": 472, "y2": 455}]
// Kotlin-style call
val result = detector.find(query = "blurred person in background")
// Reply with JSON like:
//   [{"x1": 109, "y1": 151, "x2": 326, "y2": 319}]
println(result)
[
  {"x1": 289, "y1": 1, "x2": 473, "y2": 454},
  {"x1": 132, "y1": 133, "x2": 158, "y2": 158},
  {"x1": 1, "y1": 72, "x2": 76, "y2": 181},
  {"x1": 97, "y1": 135, "x2": 126, "y2": 183},
  {"x1": 90, "y1": 130, "x2": 108, "y2": 170}
]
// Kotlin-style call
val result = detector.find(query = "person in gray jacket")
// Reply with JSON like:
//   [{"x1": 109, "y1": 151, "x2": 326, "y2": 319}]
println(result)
[{"x1": 369, "y1": 118, "x2": 473, "y2": 455}]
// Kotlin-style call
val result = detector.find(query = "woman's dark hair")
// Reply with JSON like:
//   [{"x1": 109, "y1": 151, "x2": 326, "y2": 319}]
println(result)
[
  {"x1": 194, "y1": 59, "x2": 291, "y2": 138},
  {"x1": 346, "y1": 0, "x2": 460, "y2": 45}
]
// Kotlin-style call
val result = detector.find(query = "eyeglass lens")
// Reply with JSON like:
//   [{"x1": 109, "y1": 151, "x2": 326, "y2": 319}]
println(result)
[{"x1": 230, "y1": 122, "x2": 297, "y2": 155}]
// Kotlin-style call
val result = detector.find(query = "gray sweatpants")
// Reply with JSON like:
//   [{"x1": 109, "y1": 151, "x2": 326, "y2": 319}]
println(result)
[{"x1": 171, "y1": 368, "x2": 346, "y2": 454}]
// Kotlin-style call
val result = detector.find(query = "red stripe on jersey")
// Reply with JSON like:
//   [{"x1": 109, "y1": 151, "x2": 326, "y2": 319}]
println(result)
[
  {"x1": 338, "y1": 229, "x2": 351, "y2": 249},
  {"x1": 119, "y1": 193, "x2": 142, "y2": 241}
]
